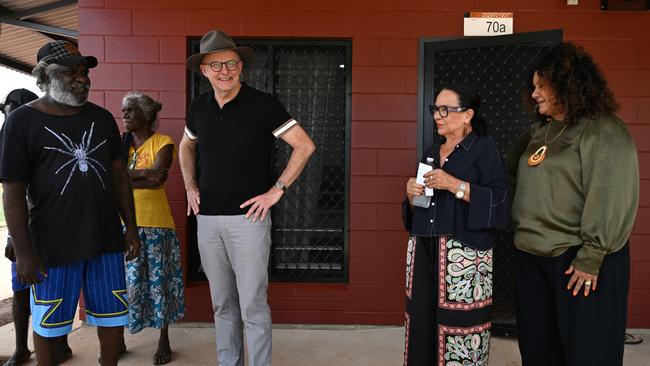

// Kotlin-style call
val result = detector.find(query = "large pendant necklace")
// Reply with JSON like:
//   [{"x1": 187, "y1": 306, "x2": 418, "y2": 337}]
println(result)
[{"x1": 527, "y1": 120, "x2": 568, "y2": 167}]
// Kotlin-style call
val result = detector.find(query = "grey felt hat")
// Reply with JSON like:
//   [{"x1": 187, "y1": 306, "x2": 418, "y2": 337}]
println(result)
[{"x1": 186, "y1": 30, "x2": 255, "y2": 73}]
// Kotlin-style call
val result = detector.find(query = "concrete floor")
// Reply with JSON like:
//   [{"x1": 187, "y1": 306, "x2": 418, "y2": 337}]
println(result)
[
  {"x1": 1, "y1": 228, "x2": 649, "y2": 365},
  {"x1": 1, "y1": 321, "x2": 649, "y2": 365}
]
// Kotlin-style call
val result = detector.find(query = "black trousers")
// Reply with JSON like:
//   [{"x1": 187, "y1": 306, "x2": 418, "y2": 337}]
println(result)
[{"x1": 515, "y1": 244, "x2": 629, "y2": 366}]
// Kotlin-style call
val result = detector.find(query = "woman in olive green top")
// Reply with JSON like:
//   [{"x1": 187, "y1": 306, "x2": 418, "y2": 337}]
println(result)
[{"x1": 507, "y1": 42, "x2": 638, "y2": 366}]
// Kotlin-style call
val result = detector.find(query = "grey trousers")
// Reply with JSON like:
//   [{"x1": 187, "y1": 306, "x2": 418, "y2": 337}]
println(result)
[{"x1": 197, "y1": 214, "x2": 272, "y2": 366}]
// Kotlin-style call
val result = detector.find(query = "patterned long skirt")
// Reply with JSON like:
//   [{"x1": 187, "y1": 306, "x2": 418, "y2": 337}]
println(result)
[
  {"x1": 125, "y1": 227, "x2": 185, "y2": 334},
  {"x1": 404, "y1": 236, "x2": 493, "y2": 366}
]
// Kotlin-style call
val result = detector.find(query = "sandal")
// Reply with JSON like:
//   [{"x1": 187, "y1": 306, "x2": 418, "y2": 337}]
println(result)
[
  {"x1": 153, "y1": 349, "x2": 172, "y2": 365},
  {"x1": 625, "y1": 333, "x2": 643, "y2": 345}
]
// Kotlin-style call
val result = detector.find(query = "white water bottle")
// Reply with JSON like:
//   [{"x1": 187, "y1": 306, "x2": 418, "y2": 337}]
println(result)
[
  {"x1": 412, "y1": 193, "x2": 431, "y2": 208},
  {"x1": 412, "y1": 158, "x2": 434, "y2": 208}
]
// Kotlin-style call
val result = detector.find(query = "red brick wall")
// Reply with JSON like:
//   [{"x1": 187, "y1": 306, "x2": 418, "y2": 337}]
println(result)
[{"x1": 77, "y1": 0, "x2": 650, "y2": 327}]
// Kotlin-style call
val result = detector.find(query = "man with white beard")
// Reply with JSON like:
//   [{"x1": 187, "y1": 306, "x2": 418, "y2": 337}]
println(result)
[{"x1": 0, "y1": 40, "x2": 140, "y2": 366}]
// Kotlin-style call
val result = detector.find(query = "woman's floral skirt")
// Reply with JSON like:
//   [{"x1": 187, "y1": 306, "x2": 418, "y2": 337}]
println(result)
[
  {"x1": 404, "y1": 235, "x2": 493, "y2": 366},
  {"x1": 125, "y1": 226, "x2": 185, "y2": 334}
]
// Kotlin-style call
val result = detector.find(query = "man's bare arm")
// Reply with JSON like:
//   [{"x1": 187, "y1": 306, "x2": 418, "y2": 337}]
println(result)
[
  {"x1": 179, "y1": 134, "x2": 200, "y2": 215},
  {"x1": 240, "y1": 124, "x2": 316, "y2": 222},
  {"x1": 276, "y1": 124, "x2": 316, "y2": 188},
  {"x1": 3, "y1": 181, "x2": 44, "y2": 284},
  {"x1": 111, "y1": 160, "x2": 140, "y2": 260}
]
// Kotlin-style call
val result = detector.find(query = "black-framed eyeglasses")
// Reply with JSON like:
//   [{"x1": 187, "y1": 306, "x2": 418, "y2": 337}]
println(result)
[
  {"x1": 428, "y1": 104, "x2": 467, "y2": 118},
  {"x1": 203, "y1": 59, "x2": 240, "y2": 72}
]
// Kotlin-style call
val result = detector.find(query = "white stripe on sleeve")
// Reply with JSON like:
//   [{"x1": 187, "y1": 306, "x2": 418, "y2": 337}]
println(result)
[
  {"x1": 272, "y1": 119, "x2": 298, "y2": 138},
  {"x1": 184, "y1": 127, "x2": 198, "y2": 140}
]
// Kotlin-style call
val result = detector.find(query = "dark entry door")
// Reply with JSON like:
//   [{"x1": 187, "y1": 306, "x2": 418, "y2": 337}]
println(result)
[{"x1": 419, "y1": 29, "x2": 562, "y2": 335}]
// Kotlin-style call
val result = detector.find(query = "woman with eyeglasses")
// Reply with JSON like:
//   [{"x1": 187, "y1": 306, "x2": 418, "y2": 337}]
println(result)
[
  {"x1": 507, "y1": 43, "x2": 638, "y2": 366},
  {"x1": 402, "y1": 84, "x2": 509, "y2": 365},
  {"x1": 120, "y1": 92, "x2": 185, "y2": 365}
]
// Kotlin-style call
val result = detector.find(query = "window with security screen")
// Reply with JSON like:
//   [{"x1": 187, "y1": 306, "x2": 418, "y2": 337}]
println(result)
[{"x1": 188, "y1": 39, "x2": 351, "y2": 283}]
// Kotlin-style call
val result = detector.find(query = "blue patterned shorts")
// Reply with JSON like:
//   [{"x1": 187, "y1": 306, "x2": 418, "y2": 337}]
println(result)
[{"x1": 30, "y1": 251, "x2": 128, "y2": 338}]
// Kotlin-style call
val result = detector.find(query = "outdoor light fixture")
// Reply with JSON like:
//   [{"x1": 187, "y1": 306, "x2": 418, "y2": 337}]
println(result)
[{"x1": 600, "y1": 0, "x2": 649, "y2": 10}]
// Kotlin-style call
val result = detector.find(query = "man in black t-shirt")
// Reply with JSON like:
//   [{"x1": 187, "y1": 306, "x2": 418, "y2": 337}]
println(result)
[
  {"x1": 180, "y1": 30, "x2": 315, "y2": 366},
  {"x1": 0, "y1": 41, "x2": 140, "y2": 366}
]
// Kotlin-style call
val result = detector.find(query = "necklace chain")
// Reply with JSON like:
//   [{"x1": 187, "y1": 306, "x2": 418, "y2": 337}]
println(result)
[
  {"x1": 544, "y1": 120, "x2": 568, "y2": 145},
  {"x1": 527, "y1": 120, "x2": 567, "y2": 167}
]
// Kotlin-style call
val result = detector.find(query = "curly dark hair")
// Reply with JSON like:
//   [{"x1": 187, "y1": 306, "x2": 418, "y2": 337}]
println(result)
[{"x1": 526, "y1": 42, "x2": 618, "y2": 123}]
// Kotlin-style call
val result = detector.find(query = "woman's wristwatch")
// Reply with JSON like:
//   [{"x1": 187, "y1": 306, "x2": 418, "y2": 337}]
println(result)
[{"x1": 455, "y1": 181, "x2": 466, "y2": 199}]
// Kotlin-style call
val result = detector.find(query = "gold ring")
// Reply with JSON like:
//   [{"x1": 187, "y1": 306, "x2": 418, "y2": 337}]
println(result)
[{"x1": 585, "y1": 281, "x2": 592, "y2": 286}]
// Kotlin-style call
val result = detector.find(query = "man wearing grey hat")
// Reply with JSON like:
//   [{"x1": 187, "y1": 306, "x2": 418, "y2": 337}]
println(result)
[
  {"x1": 180, "y1": 30, "x2": 315, "y2": 366},
  {"x1": 0, "y1": 40, "x2": 140, "y2": 366}
]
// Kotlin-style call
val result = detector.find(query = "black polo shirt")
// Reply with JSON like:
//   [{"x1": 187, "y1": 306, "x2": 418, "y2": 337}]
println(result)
[
  {"x1": 402, "y1": 132, "x2": 510, "y2": 251},
  {"x1": 186, "y1": 83, "x2": 296, "y2": 215}
]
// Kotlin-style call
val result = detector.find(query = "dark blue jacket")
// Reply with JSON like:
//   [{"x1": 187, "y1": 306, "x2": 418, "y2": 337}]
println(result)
[{"x1": 402, "y1": 131, "x2": 510, "y2": 251}]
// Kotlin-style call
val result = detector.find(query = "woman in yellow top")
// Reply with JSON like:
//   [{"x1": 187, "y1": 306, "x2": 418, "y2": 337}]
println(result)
[{"x1": 121, "y1": 92, "x2": 185, "y2": 365}]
